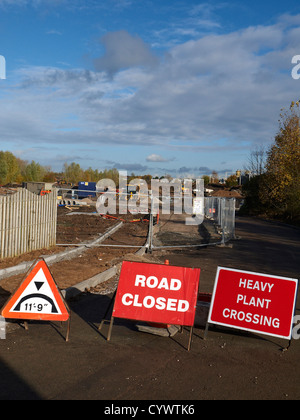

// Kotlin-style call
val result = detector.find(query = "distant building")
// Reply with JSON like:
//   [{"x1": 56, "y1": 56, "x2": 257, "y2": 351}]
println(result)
[{"x1": 211, "y1": 188, "x2": 244, "y2": 209}]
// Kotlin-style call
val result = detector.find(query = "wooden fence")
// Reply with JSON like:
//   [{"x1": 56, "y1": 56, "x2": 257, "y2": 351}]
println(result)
[{"x1": 0, "y1": 188, "x2": 57, "y2": 259}]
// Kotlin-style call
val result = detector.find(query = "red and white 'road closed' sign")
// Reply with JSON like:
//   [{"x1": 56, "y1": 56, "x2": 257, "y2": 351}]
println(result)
[
  {"x1": 113, "y1": 261, "x2": 200, "y2": 326},
  {"x1": 208, "y1": 267, "x2": 298, "y2": 339}
]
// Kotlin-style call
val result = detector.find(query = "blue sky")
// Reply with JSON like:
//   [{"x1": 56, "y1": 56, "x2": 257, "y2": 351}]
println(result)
[{"x1": 1, "y1": 0, "x2": 300, "y2": 178}]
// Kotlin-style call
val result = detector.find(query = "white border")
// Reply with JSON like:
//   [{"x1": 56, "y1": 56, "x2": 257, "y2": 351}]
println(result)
[{"x1": 208, "y1": 266, "x2": 298, "y2": 340}]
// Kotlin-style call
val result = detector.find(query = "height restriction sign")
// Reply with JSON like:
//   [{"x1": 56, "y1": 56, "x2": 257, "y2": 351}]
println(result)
[
  {"x1": 208, "y1": 267, "x2": 298, "y2": 340},
  {"x1": 1, "y1": 259, "x2": 69, "y2": 322}
]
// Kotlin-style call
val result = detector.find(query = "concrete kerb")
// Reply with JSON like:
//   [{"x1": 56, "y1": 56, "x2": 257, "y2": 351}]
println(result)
[{"x1": 0, "y1": 221, "x2": 123, "y2": 281}]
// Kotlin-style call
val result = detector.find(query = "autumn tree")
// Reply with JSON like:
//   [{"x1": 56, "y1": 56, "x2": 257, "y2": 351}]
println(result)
[
  {"x1": 261, "y1": 101, "x2": 300, "y2": 221},
  {"x1": 24, "y1": 160, "x2": 46, "y2": 182},
  {"x1": 83, "y1": 167, "x2": 101, "y2": 182},
  {"x1": 63, "y1": 162, "x2": 84, "y2": 184},
  {"x1": 100, "y1": 168, "x2": 120, "y2": 187},
  {"x1": 225, "y1": 174, "x2": 238, "y2": 188},
  {"x1": 0, "y1": 151, "x2": 22, "y2": 184}
]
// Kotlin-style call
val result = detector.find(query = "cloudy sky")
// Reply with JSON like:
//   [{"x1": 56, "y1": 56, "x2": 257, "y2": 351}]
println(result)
[{"x1": 1, "y1": 0, "x2": 300, "y2": 177}]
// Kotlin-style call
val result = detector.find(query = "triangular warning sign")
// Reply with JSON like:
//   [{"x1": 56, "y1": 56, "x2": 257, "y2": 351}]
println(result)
[{"x1": 1, "y1": 260, "x2": 69, "y2": 321}]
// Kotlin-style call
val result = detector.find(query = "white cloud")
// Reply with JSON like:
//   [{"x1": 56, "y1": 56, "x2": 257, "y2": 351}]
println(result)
[{"x1": 146, "y1": 154, "x2": 174, "y2": 162}]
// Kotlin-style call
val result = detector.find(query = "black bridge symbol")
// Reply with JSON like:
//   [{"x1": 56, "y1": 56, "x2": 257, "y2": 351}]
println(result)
[{"x1": 13, "y1": 293, "x2": 58, "y2": 313}]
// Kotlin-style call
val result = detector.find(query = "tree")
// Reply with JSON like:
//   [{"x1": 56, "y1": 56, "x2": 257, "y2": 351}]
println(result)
[
  {"x1": 0, "y1": 151, "x2": 22, "y2": 184},
  {"x1": 201, "y1": 175, "x2": 210, "y2": 187},
  {"x1": 245, "y1": 145, "x2": 266, "y2": 176},
  {"x1": 63, "y1": 162, "x2": 84, "y2": 184},
  {"x1": 43, "y1": 170, "x2": 57, "y2": 183},
  {"x1": 261, "y1": 101, "x2": 300, "y2": 221},
  {"x1": 100, "y1": 168, "x2": 120, "y2": 187},
  {"x1": 240, "y1": 174, "x2": 267, "y2": 216},
  {"x1": 83, "y1": 167, "x2": 101, "y2": 182},
  {"x1": 24, "y1": 161, "x2": 46, "y2": 182},
  {"x1": 0, "y1": 152, "x2": 8, "y2": 184},
  {"x1": 225, "y1": 175, "x2": 238, "y2": 188}
]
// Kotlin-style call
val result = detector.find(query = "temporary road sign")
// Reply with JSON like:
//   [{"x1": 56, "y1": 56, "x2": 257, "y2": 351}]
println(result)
[
  {"x1": 208, "y1": 267, "x2": 298, "y2": 340},
  {"x1": 112, "y1": 261, "x2": 200, "y2": 326},
  {"x1": 1, "y1": 259, "x2": 69, "y2": 322}
]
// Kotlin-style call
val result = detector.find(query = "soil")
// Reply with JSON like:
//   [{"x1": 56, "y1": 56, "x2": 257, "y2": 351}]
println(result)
[{"x1": 153, "y1": 213, "x2": 221, "y2": 247}]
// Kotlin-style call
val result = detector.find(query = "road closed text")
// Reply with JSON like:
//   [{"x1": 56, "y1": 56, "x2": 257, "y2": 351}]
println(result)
[
  {"x1": 113, "y1": 262, "x2": 200, "y2": 326},
  {"x1": 121, "y1": 274, "x2": 189, "y2": 312}
]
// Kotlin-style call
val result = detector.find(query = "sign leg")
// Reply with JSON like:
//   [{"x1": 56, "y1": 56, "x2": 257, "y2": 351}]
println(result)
[
  {"x1": 98, "y1": 290, "x2": 116, "y2": 331},
  {"x1": 187, "y1": 326, "x2": 194, "y2": 351},
  {"x1": 282, "y1": 339, "x2": 292, "y2": 352},
  {"x1": 204, "y1": 322, "x2": 209, "y2": 340},
  {"x1": 65, "y1": 316, "x2": 71, "y2": 342},
  {"x1": 107, "y1": 316, "x2": 114, "y2": 341}
]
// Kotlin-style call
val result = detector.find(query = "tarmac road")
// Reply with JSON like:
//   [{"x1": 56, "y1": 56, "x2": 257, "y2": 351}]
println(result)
[{"x1": 0, "y1": 216, "x2": 299, "y2": 401}]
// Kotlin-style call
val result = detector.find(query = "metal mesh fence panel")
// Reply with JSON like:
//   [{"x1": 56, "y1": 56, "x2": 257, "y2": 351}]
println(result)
[
  {"x1": 220, "y1": 198, "x2": 236, "y2": 242},
  {"x1": 148, "y1": 196, "x2": 235, "y2": 252}
]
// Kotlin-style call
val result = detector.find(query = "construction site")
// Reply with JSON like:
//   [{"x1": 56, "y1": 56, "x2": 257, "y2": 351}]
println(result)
[
  {"x1": 0, "y1": 181, "x2": 299, "y2": 401},
  {"x1": 0, "y1": 180, "x2": 235, "y2": 302}
]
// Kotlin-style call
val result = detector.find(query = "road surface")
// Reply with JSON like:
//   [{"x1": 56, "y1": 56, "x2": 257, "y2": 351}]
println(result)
[{"x1": 0, "y1": 216, "x2": 299, "y2": 401}]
